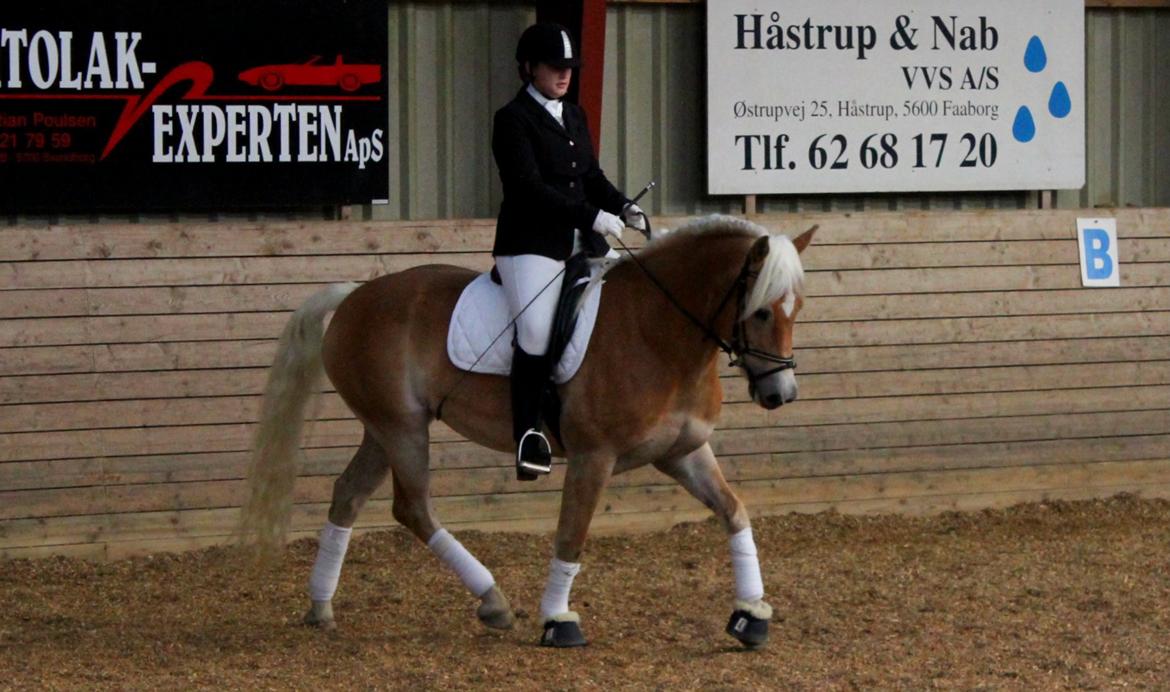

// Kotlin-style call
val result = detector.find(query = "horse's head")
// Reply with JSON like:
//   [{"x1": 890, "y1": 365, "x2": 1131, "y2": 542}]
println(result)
[{"x1": 734, "y1": 226, "x2": 816, "y2": 410}]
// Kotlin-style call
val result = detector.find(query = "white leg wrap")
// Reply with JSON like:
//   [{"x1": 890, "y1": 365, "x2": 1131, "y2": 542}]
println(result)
[
  {"x1": 539, "y1": 557, "x2": 581, "y2": 620},
  {"x1": 308, "y1": 521, "x2": 353, "y2": 603},
  {"x1": 729, "y1": 527, "x2": 765, "y2": 603},
  {"x1": 427, "y1": 529, "x2": 496, "y2": 598}
]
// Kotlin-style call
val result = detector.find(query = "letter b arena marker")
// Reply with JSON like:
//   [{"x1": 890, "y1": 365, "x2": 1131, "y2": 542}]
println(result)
[{"x1": 1076, "y1": 218, "x2": 1120, "y2": 287}]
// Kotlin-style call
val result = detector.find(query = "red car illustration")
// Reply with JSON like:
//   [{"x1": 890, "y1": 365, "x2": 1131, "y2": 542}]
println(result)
[{"x1": 238, "y1": 55, "x2": 381, "y2": 92}]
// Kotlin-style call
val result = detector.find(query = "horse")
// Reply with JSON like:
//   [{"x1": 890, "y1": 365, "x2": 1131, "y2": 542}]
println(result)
[{"x1": 240, "y1": 214, "x2": 815, "y2": 648}]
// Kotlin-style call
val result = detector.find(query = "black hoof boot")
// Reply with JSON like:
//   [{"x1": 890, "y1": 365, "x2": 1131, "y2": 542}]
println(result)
[
  {"x1": 726, "y1": 601, "x2": 772, "y2": 649},
  {"x1": 540, "y1": 613, "x2": 587, "y2": 648},
  {"x1": 516, "y1": 429, "x2": 552, "y2": 481}
]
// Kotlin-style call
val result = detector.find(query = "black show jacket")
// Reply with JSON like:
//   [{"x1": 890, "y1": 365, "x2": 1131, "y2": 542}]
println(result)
[{"x1": 491, "y1": 88, "x2": 629, "y2": 260}]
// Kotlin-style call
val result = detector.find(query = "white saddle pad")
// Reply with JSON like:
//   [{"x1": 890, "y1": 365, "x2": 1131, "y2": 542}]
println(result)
[{"x1": 446, "y1": 268, "x2": 604, "y2": 384}]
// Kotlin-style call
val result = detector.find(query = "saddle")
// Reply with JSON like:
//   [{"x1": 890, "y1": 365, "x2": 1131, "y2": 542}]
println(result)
[{"x1": 447, "y1": 253, "x2": 605, "y2": 444}]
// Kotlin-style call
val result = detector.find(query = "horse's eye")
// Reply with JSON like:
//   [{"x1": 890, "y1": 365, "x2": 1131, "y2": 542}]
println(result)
[{"x1": 753, "y1": 309, "x2": 770, "y2": 321}]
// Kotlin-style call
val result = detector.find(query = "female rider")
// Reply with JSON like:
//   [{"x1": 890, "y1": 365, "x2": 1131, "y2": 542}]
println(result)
[{"x1": 492, "y1": 22, "x2": 645, "y2": 479}]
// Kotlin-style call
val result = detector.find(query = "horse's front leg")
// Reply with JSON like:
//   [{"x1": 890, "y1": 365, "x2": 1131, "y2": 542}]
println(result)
[
  {"x1": 539, "y1": 453, "x2": 615, "y2": 647},
  {"x1": 655, "y1": 442, "x2": 774, "y2": 649}
]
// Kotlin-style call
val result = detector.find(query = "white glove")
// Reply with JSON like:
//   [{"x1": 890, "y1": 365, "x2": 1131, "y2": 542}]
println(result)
[
  {"x1": 592, "y1": 210, "x2": 624, "y2": 240},
  {"x1": 621, "y1": 203, "x2": 647, "y2": 232}
]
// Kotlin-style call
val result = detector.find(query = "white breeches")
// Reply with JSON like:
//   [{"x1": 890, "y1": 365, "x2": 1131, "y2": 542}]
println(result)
[{"x1": 495, "y1": 254, "x2": 565, "y2": 356}]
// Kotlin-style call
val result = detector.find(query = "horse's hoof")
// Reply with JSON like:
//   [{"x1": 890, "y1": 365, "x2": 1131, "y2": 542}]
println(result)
[
  {"x1": 303, "y1": 601, "x2": 337, "y2": 631},
  {"x1": 540, "y1": 612, "x2": 587, "y2": 648},
  {"x1": 726, "y1": 600, "x2": 772, "y2": 649},
  {"x1": 477, "y1": 602, "x2": 515, "y2": 630},
  {"x1": 476, "y1": 585, "x2": 515, "y2": 630}
]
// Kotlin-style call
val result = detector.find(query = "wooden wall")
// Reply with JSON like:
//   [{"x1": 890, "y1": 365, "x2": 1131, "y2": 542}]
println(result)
[{"x1": 2, "y1": 210, "x2": 1169, "y2": 559}]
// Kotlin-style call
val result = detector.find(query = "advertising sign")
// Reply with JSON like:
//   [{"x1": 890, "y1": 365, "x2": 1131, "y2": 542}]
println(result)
[
  {"x1": 0, "y1": 0, "x2": 388, "y2": 212},
  {"x1": 707, "y1": 0, "x2": 1085, "y2": 195}
]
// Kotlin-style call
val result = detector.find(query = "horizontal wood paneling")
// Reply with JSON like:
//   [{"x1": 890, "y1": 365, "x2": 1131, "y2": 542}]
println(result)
[{"x1": 1, "y1": 209, "x2": 1168, "y2": 558}]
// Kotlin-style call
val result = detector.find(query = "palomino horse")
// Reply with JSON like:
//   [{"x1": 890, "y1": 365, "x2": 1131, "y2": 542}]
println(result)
[{"x1": 240, "y1": 215, "x2": 814, "y2": 648}]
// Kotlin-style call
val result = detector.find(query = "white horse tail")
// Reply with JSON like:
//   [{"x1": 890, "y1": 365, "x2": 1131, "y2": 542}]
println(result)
[{"x1": 239, "y1": 282, "x2": 360, "y2": 558}]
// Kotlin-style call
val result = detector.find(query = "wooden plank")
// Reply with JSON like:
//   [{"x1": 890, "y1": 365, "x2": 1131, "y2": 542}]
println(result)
[
  {"x1": 5, "y1": 418, "x2": 1169, "y2": 506},
  {"x1": 0, "y1": 368, "x2": 274, "y2": 404},
  {"x1": 0, "y1": 340, "x2": 279, "y2": 376},
  {"x1": 3, "y1": 356, "x2": 1169, "y2": 407},
  {"x1": 753, "y1": 208, "x2": 1170, "y2": 244},
  {"x1": 719, "y1": 384, "x2": 1170, "y2": 430},
  {"x1": 11, "y1": 474, "x2": 1170, "y2": 560},
  {"x1": 7, "y1": 388, "x2": 1170, "y2": 490},
  {"x1": 801, "y1": 238, "x2": 1170, "y2": 271},
  {"x1": 4, "y1": 409, "x2": 1168, "y2": 514},
  {"x1": 0, "y1": 219, "x2": 499, "y2": 261},
  {"x1": 4, "y1": 210, "x2": 1167, "y2": 262},
  {"x1": 799, "y1": 312, "x2": 1170, "y2": 348},
  {"x1": 811, "y1": 263, "x2": 1170, "y2": 296},
  {"x1": 10, "y1": 282, "x2": 1170, "y2": 325},
  {"x1": 0, "y1": 313, "x2": 289, "y2": 348},
  {"x1": 6, "y1": 240, "x2": 1170, "y2": 320},
  {"x1": 3, "y1": 457, "x2": 1168, "y2": 552},
  {"x1": 762, "y1": 360, "x2": 1170, "y2": 401},
  {"x1": 3, "y1": 390, "x2": 1167, "y2": 465},
  {"x1": 4, "y1": 240, "x2": 1169, "y2": 294},
  {"x1": 0, "y1": 284, "x2": 331, "y2": 319},
  {"x1": 5, "y1": 361, "x2": 1168, "y2": 435},
  {"x1": 7, "y1": 268, "x2": 1170, "y2": 325},
  {"x1": 6, "y1": 330, "x2": 1168, "y2": 382},
  {"x1": 0, "y1": 253, "x2": 492, "y2": 290},
  {"x1": 3, "y1": 412, "x2": 1168, "y2": 494},
  {"x1": 3, "y1": 249, "x2": 1167, "y2": 295},
  {"x1": 5, "y1": 303, "x2": 1168, "y2": 352},
  {"x1": 808, "y1": 287, "x2": 1170, "y2": 321}
]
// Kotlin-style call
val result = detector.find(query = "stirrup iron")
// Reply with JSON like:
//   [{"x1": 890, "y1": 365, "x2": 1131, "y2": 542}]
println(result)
[{"x1": 516, "y1": 428, "x2": 552, "y2": 480}]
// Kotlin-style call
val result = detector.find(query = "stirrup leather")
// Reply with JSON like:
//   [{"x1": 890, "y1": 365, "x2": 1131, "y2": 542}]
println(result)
[{"x1": 516, "y1": 428, "x2": 552, "y2": 475}]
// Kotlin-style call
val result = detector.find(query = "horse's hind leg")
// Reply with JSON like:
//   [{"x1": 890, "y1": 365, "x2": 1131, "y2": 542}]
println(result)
[
  {"x1": 303, "y1": 430, "x2": 391, "y2": 629},
  {"x1": 305, "y1": 423, "x2": 514, "y2": 630},
  {"x1": 654, "y1": 442, "x2": 773, "y2": 648},
  {"x1": 376, "y1": 419, "x2": 516, "y2": 630}
]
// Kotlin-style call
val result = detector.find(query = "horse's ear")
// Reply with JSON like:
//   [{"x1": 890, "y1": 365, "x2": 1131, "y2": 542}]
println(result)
[
  {"x1": 792, "y1": 225, "x2": 817, "y2": 253},
  {"x1": 749, "y1": 235, "x2": 770, "y2": 265}
]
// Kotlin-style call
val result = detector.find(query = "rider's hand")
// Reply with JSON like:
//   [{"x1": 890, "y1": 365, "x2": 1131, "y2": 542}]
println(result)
[
  {"x1": 621, "y1": 203, "x2": 647, "y2": 232},
  {"x1": 592, "y1": 210, "x2": 624, "y2": 240}
]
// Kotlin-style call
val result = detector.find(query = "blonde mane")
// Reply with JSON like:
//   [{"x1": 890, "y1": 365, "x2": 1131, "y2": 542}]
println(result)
[{"x1": 632, "y1": 214, "x2": 804, "y2": 319}]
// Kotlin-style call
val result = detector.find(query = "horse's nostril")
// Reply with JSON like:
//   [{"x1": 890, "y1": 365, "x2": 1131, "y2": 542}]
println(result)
[{"x1": 764, "y1": 393, "x2": 782, "y2": 407}]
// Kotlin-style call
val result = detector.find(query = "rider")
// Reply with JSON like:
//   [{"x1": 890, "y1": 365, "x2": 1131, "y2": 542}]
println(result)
[{"x1": 492, "y1": 22, "x2": 645, "y2": 479}]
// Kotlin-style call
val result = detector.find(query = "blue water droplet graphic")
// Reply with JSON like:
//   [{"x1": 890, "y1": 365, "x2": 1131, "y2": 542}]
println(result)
[
  {"x1": 1013, "y1": 106, "x2": 1036, "y2": 142},
  {"x1": 1048, "y1": 81, "x2": 1071, "y2": 118},
  {"x1": 1024, "y1": 35, "x2": 1047, "y2": 72}
]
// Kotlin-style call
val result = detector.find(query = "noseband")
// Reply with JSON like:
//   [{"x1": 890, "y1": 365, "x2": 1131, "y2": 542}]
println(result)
[{"x1": 619, "y1": 237, "x2": 796, "y2": 384}]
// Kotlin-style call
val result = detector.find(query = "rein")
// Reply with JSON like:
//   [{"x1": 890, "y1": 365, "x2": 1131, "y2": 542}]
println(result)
[{"x1": 612, "y1": 227, "x2": 796, "y2": 384}]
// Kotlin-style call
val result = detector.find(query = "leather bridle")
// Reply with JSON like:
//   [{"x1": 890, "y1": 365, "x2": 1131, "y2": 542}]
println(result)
[{"x1": 615, "y1": 227, "x2": 797, "y2": 386}]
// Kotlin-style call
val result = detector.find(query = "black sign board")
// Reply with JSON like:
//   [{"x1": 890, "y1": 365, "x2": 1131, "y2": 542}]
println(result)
[{"x1": 0, "y1": 0, "x2": 389, "y2": 212}]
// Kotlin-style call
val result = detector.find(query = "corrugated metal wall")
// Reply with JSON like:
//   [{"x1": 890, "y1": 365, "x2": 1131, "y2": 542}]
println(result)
[
  {"x1": 378, "y1": 3, "x2": 1169, "y2": 221},
  {"x1": 1076, "y1": 9, "x2": 1170, "y2": 209}
]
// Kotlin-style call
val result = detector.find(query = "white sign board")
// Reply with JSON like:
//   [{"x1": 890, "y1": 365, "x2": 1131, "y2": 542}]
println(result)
[
  {"x1": 1076, "y1": 218, "x2": 1120, "y2": 287},
  {"x1": 706, "y1": 0, "x2": 1085, "y2": 194}
]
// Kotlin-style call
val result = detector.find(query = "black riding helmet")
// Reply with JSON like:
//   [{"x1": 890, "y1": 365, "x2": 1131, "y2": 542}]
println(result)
[{"x1": 515, "y1": 22, "x2": 581, "y2": 69}]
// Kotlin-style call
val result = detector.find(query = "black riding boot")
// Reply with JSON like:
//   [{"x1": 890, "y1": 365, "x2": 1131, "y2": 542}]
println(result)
[{"x1": 512, "y1": 347, "x2": 553, "y2": 480}]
